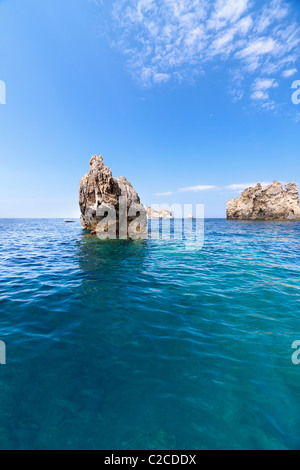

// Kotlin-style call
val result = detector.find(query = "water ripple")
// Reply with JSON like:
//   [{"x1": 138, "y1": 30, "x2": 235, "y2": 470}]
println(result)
[{"x1": 0, "y1": 219, "x2": 300, "y2": 449}]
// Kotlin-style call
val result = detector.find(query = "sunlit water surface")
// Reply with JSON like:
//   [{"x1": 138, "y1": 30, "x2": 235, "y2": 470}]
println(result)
[{"x1": 0, "y1": 218, "x2": 300, "y2": 450}]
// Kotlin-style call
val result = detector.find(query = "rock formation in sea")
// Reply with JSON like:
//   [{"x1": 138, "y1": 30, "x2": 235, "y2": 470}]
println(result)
[
  {"x1": 227, "y1": 181, "x2": 300, "y2": 220},
  {"x1": 145, "y1": 206, "x2": 174, "y2": 219},
  {"x1": 79, "y1": 155, "x2": 147, "y2": 236}
]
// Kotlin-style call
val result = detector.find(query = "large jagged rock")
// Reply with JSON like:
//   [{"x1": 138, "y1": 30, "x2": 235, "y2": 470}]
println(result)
[
  {"x1": 145, "y1": 206, "x2": 174, "y2": 219},
  {"x1": 79, "y1": 155, "x2": 147, "y2": 235},
  {"x1": 227, "y1": 181, "x2": 300, "y2": 220}
]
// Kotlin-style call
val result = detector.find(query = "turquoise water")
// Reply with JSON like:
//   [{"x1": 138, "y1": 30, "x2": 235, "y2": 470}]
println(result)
[{"x1": 0, "y1": 218, "x2": 300, "y2": 450}]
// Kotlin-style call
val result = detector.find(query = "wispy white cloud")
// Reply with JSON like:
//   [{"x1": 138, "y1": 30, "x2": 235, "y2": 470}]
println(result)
[
  {"x1": 155, "y1": 191, "x2": 173, "y2": 196},
  {"x1": 179, "y1": 185, "x2": 217, "y2": 192},
  {"x1": 254, "y1": 0, "x2": 289, "y2": 34},
  {"x1": 282, "y1": 68, "x2": 298, "y2": 78},
  {"x1": 251, "y1": 77, "x2": 278, "y2": 101},
  {"x1": 107, "y1": 0, "x2": 300, "y2": 109}
]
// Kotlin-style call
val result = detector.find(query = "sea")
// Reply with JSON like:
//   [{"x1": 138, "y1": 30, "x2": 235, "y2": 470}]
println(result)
[{"x1": 0, "y1": 218, "x2": 300, "y2": 450}]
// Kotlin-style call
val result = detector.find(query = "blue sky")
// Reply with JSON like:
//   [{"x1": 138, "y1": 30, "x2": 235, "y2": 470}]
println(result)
[{"x1": 0, "y1": 0, "x2": 300, "y2": 218}]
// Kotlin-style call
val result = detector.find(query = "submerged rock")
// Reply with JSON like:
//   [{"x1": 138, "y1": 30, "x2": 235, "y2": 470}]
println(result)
[
  {"x1": 227, "y1": 181, "x2": 300, "y2": 220},
  {"x1": 145, "y1": 206, "x2": 174, "y2": 219},
  {"x1": 79, "y1": 155, "x2": 147, "y2": 236}
]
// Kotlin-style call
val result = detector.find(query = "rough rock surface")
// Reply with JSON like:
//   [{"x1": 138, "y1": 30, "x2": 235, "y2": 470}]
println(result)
[
  {"x1": 145, "y1": 207, "x2": 174, "y2": 219},
  {"x1": 79, "y1": 155, "x2": 146, "y2": 234},
  {"x1": 227, "y1": 181, "x2": 300, "y2": 220}
]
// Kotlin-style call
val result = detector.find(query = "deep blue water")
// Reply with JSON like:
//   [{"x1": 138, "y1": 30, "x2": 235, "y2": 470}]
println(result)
[{"x1": 0, "y1": 218, "x2": 300, "y2": 450}]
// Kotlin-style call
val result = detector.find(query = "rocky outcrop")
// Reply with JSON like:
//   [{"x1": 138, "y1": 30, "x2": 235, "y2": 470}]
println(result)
[
  {"x1": 227, "y1": 181, "x2": 300, "y2": 220},
  {"x1": 145, "y1": 206, "x2": 174, "y2": 219},
  {"x1": 79, "y1": 155, "x2": 147, "y2": 236}
]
